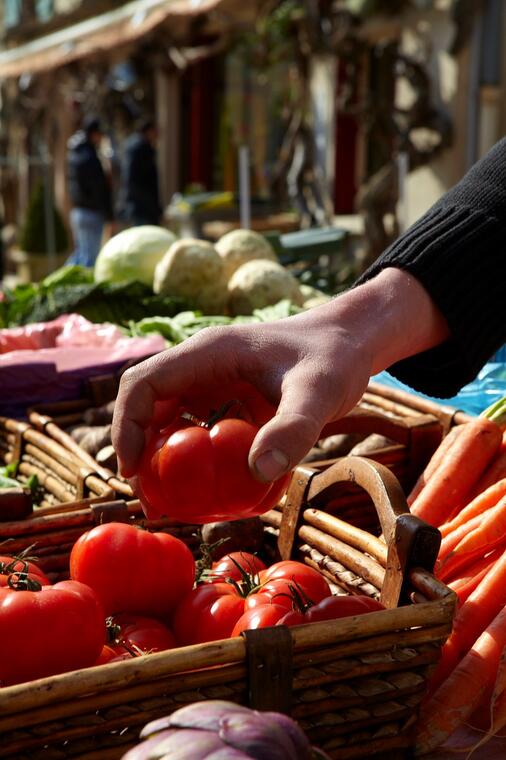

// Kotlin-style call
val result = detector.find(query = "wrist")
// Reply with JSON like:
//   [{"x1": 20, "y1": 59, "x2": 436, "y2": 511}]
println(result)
[{"x1": 301, "y1": 267, "x2": 450, "y2": 376}]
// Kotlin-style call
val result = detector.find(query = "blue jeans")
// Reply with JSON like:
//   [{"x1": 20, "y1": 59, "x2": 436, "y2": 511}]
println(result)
[{"x1": 67, "y1": 208, "x2": 104, "y2": 268}]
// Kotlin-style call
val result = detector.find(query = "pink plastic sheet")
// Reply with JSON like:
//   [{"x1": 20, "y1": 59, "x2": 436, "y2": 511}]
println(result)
[{"x1": 0, "y1": 314, "x2": 166, "y2": 417}]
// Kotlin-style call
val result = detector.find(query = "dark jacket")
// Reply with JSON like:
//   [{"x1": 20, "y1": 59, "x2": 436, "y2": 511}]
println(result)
[
  {"x1": 67, "y1": 131, "x2": 113, "y2": 219},
  {"x1": 357, "y1": 137, "x2": 506, "y2": 397},
  {"x1": 117, "y1": 133, "x2": 162, "y2": 225}
]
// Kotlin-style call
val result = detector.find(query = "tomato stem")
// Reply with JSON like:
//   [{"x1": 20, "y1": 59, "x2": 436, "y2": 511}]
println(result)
[
  {"x1": 0, "y1": 546, "x2": 39, "y2": 576},
  {"x1": 181, "y1": 399, "x2": 246, "y2": 431},
  {"x1": 287, "y1": 581, "x2": 314, "y2": 613},
  {"x1": 195, "y1": 537, "x2": 230, "y2": 584},
  {"x1": 181, "y1": 412, "x2": 207, "y2": 428},
  {"x1": 7, "y1": 570, "x2": 42, "y2": 592},
  {"x1": 205, "y1": 399, "x2": 244, "y2": 428}
]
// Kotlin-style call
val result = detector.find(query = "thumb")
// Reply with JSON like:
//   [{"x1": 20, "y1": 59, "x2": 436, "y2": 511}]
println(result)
[{"x1": 248, "y1": 373, "x2": 336, "y2": 482}]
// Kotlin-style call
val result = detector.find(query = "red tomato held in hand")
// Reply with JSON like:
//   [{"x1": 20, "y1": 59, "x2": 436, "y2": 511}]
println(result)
[
  {"x1": 172, "y1": 583, "x2": 246, "y2": 646},
  {"x1": 278, "y1": 595, "x2": 385, "y2": 627},
  {"x1": 0, "y1": 555, "x2": 50, "y2": 588},
  {"x1": 136, "y1": 382, "x2": 291, "y2": 523},
  {"x1": 211, "y1": 552, "x2": 267, "y2": 583},
  {"x1": 0, "y1": 580, "x2": 105, "y2": 686},
  {"x1": 111, "y1": 614, "x2": 177, "y2": 654},
  {"x1": 70, "y1": 522, "x2": 195, "y2": 618}
]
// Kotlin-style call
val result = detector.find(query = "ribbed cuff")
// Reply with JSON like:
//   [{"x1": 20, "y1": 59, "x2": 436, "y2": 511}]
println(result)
[{"x1": 356, "y1": 203, "x2": 506, "y2": 398}]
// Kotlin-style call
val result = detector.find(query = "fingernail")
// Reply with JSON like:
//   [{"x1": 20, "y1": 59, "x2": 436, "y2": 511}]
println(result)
[{"x1": 254, "y1": 449, "x2": 290, "y2": 482}]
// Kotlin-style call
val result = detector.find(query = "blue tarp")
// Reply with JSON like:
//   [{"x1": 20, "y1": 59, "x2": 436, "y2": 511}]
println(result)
[{"x1": 374, "y1": 362, "x2": 506, "y2": 417}]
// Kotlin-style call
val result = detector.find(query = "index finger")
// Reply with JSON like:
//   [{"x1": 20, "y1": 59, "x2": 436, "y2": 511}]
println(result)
[{"x1": 112, "y1": 328, "x2": 236, "y2": 477}]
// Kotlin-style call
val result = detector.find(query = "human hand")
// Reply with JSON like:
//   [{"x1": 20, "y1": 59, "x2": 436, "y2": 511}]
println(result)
[{"x1": 112, "y1": 268, "x2": 449, "y2": 483}]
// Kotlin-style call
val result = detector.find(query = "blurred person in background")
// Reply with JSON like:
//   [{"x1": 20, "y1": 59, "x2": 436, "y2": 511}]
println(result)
[
  {"x1": 67, "y1": 116, "x2": 113, "y2": 267},
  {"x1": 117, "y1": 117, "x2": 162, "y2": 228}
]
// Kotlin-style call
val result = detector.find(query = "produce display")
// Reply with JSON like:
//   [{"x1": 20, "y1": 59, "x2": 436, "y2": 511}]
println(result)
[
  {"x1": 2, "y1": 224, "x2": 506, "y2": 758},
  {"x1": 0, "y1": 442, "x2": 454, "y2": 758},
  {"x1": 406, "y1": 397, "x2": 506, "y2": 754},
  {"x1": 0, "y1": 518, "x2": 390, "y2": 689}
]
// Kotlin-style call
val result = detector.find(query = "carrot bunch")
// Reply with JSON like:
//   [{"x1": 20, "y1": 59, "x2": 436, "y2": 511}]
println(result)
[{"x1": 407, "y1": 396, "x2": 506, "y2": 755}]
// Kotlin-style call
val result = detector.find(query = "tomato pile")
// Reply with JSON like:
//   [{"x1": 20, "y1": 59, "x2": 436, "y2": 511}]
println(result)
[{"x1": 0, "y1": 525, "x2": 386, "y2": 688}]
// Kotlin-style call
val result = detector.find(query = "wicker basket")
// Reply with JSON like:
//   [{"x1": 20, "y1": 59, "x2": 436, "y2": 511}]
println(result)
[
  {"x1": 0, "y1": 416, "x2": 115, "y2": 512},
  {"x1": 28, "y1": 383, "x2": 445, "y2": 508},
  {"x1": 367, "y1": 382, "x2": 473, "y2": 431},
  {"x1": 28, "y1": 407, "x2": 134, "y2": 500},
  {"x1": 0, "y1": 457, "x2": 456, "y2": 760},
  {"x1": 307, "y1": 405, "x2": 442, "y2": 499}
]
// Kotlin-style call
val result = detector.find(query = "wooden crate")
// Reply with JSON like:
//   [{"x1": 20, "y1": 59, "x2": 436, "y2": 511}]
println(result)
[
  {"x1": 0, "y1": 457, "x2": 456, "y2": 759},
  {"x1": 0, "y1": 416, "x2": 115, "y2": 513}
]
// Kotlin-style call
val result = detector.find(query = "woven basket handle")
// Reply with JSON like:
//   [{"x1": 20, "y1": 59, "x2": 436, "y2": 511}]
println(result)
[{"x1": 278, "y1": 456, "x2": 441, "y2": 608}]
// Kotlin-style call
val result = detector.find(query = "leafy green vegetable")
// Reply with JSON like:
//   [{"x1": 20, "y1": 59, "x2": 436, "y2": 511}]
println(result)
[
  {"x1": 41, "y1": 265, "x2": 94, "y2": 289},
  {"x1": 0, "y1": 266, "x2": 186, "y2": 327},
  {"x1": 0, "y1": 475, "x2": 20, "y2": 489},
  {"x1": 0, "y1": 462, "x2": 20, "y2": 489},
  {"x1": 127, "y1": 300, "x2": 302, "y2": 345}
]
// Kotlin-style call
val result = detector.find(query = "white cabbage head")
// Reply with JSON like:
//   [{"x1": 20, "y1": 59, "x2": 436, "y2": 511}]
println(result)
[{"x1": 94, "y1": 226, "x2": 176, "y2": 286}]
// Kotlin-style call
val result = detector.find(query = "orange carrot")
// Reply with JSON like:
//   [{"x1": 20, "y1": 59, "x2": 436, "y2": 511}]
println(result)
[
  {"x1": 429, "y1": 549, "x2": 506, "y2": 694},
  {"x1": 415, "y1": 605, "x2": 506, "y2": 755},
  {"x1": 407, "y1": 425, "x2": 463, "y2": 505},
  {"x1": 472, "y1": 432, "x2": 506, "y2": 496},
  {"x1": 447, "y1": 548, "x2": 503, "y2": 604},
  {"x1": 470, "y1": 642, "x2": 506, "y2": 733},
  {"x1": 445, "y1": 545, "x2": 504, "y2": 585},
  {"x1": 438, "y1": 495, "x2": 506, "y2": 581},
  {"x1": 439, "y1": 478, "x2": 506, "y2": 538},
  {"x1": 410, "y1": 417, "x2": 502, "y2": 527},
  {"x1": 438, "y1": 511, "x2": 485, "y2": 564},
  {"x1": 469, "y1": 687, "x2": 506, "y2": 752}
]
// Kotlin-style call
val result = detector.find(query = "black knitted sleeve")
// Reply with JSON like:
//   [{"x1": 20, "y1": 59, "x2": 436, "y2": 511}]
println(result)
[{"x1": 356, "y1": 137, "x2": 506, "y2": 398}]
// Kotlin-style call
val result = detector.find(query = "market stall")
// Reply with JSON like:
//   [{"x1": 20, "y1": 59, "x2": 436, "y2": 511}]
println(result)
[{"x1": 1, "y1": 226, "x2": 506, "y2": 760}]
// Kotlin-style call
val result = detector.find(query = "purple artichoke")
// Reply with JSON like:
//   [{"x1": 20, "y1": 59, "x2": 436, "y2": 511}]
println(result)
[{"x1": 122, "y1": 700, "x2": 330, "y2": 759}]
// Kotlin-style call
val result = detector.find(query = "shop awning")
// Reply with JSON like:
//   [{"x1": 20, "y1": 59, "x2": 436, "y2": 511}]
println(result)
[{"x1": 0, "y1": 0, "x2": 229, "y2": 79}]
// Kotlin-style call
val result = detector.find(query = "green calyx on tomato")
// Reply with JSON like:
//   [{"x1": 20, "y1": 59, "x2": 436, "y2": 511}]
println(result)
[
  {"x1": 6, "y1": 568, "x2": 43, "y2": 592},
  {"x1": 173, "y1": 557, "x2": 334, "y2": 646},
  {"x1": 203, "y1": 551, "x2": 267, "y2": 595},
  {"x1": 136, "y1": 381, "x2": 291, "y2": 524},
  {"x1": 0, "y1": 554, "x2": 50, "y2": 589}
]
